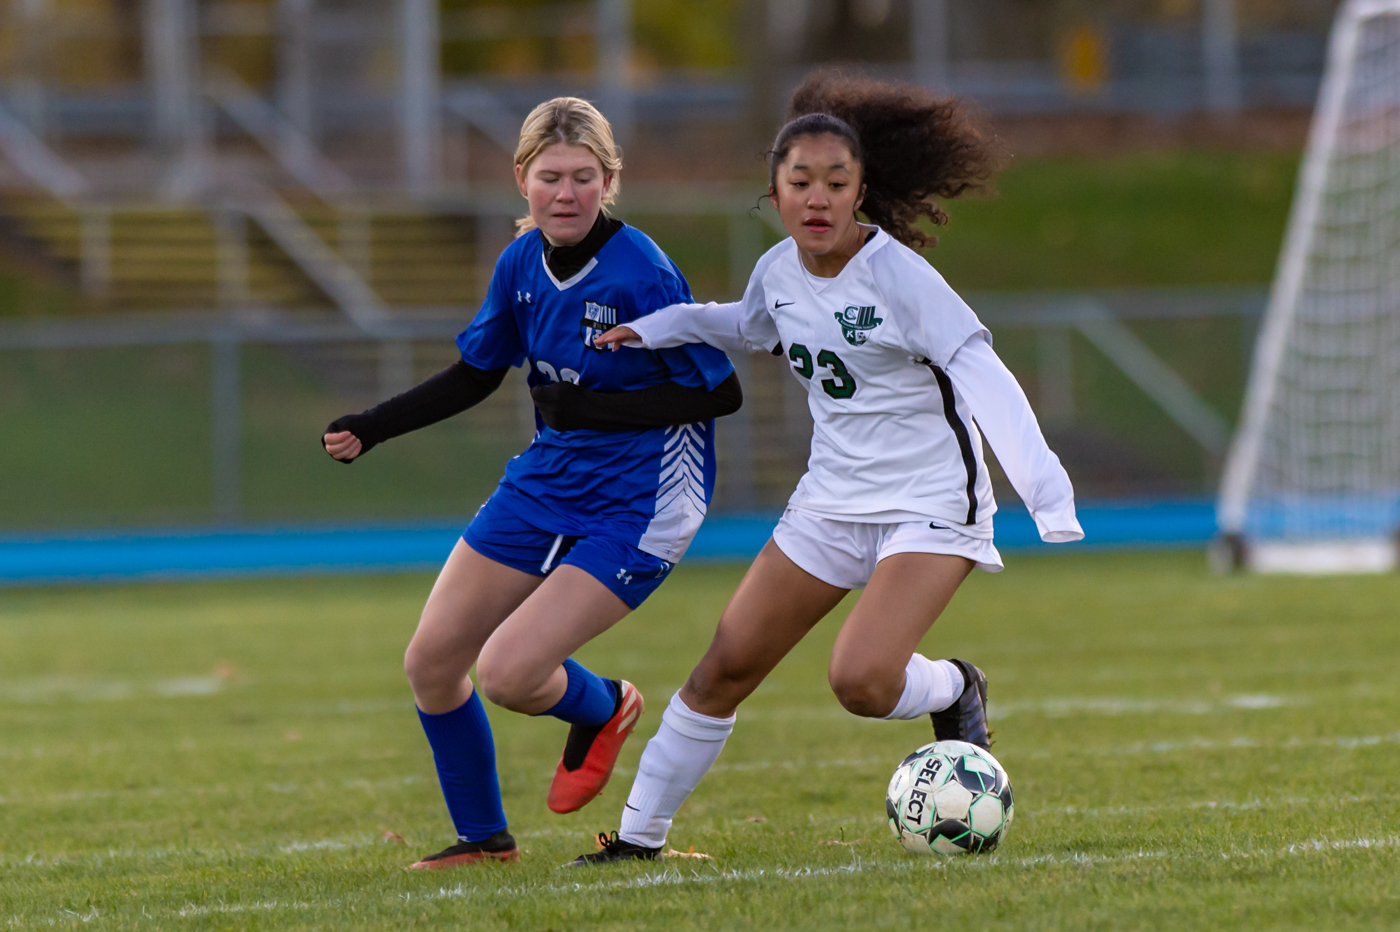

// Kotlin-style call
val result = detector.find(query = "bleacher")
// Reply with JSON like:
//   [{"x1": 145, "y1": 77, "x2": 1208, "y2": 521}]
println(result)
[{"x1": 1, "y1": 196, "x2": 481, "y2": 311}]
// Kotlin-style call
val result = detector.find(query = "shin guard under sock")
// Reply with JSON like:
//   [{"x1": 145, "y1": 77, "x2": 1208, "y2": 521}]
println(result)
[{"x1": 417, "y1": 691, "x2": 507, "y2": 842}]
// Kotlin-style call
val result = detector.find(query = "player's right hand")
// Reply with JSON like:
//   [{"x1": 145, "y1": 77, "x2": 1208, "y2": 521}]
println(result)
[
  {"x1": 592, "y1": 325, "x2": 641, "y2": 351},
  {"x1": 323, "y1": 430, "x2": 362, "y2": 462}
]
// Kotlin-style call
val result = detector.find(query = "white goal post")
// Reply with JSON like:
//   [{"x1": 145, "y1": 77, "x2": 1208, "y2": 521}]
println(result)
[{"x1": 1216, "y1": 0, "x2": 1400, "y2": 574}]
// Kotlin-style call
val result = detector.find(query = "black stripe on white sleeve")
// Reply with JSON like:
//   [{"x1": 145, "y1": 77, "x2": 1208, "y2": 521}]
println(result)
[{"x1": 928, "y1": 364, "x2": 979, "y2": 526}]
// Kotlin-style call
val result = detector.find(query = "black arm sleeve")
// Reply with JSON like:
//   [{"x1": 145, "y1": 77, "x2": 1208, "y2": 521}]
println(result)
[
  {"x1": 323, "y1": 360, "x2": 509, "y2": 463},
  {"x1": 530, "y1": 371, "x2": 743, "y2": 432}
]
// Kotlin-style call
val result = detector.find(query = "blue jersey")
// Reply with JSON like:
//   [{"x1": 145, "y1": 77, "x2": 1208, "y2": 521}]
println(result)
[{"x1": 456, "y1": 223, "x2": 734, "y2": 563}]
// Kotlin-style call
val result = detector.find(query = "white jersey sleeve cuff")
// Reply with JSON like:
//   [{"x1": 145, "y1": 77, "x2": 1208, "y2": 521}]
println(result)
[{"x1": 1032, "y1": 503, "x2": 1084, "y2": 543}]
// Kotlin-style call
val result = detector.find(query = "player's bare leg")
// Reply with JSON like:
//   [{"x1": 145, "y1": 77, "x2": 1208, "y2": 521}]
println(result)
[
  {"x1": 405, "y1": 539, "x2": 543, "y2": 714},
  {"x1": 404, "y1": 539, "x2": 542, "y2": 868},
  {"x1": 576, "y1": 547, "x2": 986, "y2": 865},
  {"x1": 405, "y1": 545, "x2": 640, "y2": 868},
  {"x1": 575, "y1": 540, "x2": 847, "y2": 864},
  {"x1": 830, "y1": 552, "x2": 988, "y2": 748},
  {"x1": 476, "y1": 567, "x2": 642, "y2": 814},
  {"x1": 827, "y1": 552, "x2": 971, "y2": 715},
  {"x1": 475, "y1": 566, "x2": 631, "y2": 713},
  {"x1": 681, "y1": 539, "x2": 850, "y2": 717}
]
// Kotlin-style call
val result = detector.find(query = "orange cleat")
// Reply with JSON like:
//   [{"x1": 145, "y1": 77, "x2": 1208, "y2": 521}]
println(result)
[
  {"x1": 406, "y1": 831, "x2": 520, "y2": 869},
  {"x1": 547, "y1": 680, "x2": 644, "y2": 814}
]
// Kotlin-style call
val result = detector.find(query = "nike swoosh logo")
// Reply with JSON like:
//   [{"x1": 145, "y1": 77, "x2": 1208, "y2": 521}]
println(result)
[
  {"x1": 775, "y1": 300, "x2": 795, "y2": 309},
  {"x1": 929, "y1": 523, "x2": 949, "y2": 530}
]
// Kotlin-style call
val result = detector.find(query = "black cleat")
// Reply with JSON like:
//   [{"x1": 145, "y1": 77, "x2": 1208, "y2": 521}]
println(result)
[
  {"x1": 407, "y1": 830, "x2": 520, "y2": 869},
  {"x1": 930, "y1": 659, "x2": 991, "y2": 750},
  {"x1": 568, "y1": 831, "x2": 663, "y2": 866}
]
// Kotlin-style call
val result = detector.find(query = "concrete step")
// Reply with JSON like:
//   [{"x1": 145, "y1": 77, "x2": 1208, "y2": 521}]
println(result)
[{"x1": 1, "y1": 195, "x2": 481, "y2": 312}]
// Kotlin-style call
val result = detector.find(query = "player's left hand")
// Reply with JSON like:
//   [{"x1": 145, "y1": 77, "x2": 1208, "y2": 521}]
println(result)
[
  {"x1": 593, "y1": 325, "x2": 641, "y2": 351},
  {"x1": 323, "y1": 430, "x2": 362, "y2": 462}
]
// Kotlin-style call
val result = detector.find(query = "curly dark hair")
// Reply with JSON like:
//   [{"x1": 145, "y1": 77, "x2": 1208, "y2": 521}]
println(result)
[{"x1": 770, "y1": 71, "x2": 1005, "y2": 248}]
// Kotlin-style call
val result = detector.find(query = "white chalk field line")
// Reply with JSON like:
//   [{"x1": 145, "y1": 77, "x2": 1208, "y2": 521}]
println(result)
[
  {"x1": 0, "y1": 680, "x2": 1325, "y2": 716},
  {"x1": 415, "y1": 834, "x2": 1400, "y2": 901},
  {"x1": 6, "y1": 785, "x2": 1397, "y2": 875},
  {"x1": 691, "y1": 692, "x2": 1316, "y2": 724},
  {"x1": 0, "y1": 675, "x2": 225, "y2": 703},
  {"x1": 7, "y1": 834, "x2": 1396, "y2": 926},
  {"x1": 0, "y1": 693, "x2": 1375, "y2": 768},
  {"x1": 5, "y1": 727, "x2": 1400, "y2": 809},
  {"x1": 0, "y1": 774, "x2": 426, "y2": 807},
  {"x1": 989, "y1": 693, "x2": 1309, "y2": 717}
]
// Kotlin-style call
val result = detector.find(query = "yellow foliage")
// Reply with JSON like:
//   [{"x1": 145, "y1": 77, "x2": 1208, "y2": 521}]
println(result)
[{"x1": 1059, "y1": 24, "x2": 1108, "y2": 95}]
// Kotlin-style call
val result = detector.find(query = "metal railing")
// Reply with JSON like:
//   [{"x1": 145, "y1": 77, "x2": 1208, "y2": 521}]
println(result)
[{"x1": 0, "y1": 286, "x2": 1264, "y2": 531}]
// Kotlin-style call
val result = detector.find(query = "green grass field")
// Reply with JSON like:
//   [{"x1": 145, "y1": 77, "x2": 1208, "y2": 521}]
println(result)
[{"x1": 3, "y1": 551, "x2": 1399, "y2": 929}]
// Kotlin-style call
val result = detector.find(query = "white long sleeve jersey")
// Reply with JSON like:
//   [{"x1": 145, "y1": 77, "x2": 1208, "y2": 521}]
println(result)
[{"x1": 627, "y1": 227, "x2": 1083, "y2": 543}]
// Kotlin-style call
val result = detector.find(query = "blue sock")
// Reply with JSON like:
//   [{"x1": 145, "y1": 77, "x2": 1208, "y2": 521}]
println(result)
[
  {"x1": 542, "y1": 658, "x2": 618, "y2": 727},
  {"x1": 417, "y1": 691, "x2": 507, "y2": 843}
]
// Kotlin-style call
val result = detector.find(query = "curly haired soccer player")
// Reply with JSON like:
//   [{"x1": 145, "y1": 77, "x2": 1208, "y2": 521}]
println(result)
[
  {"x1": 322, "y1": 97, "x2": 742, "y2": 869},
  {"x1": 577, "y1": 72, "x2": 1083, "y2": 864}
]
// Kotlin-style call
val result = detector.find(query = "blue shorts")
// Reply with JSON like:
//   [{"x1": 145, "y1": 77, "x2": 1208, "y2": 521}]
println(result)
[{"x1": 463, "y1": 497, "x2": 674, "y2": 610}]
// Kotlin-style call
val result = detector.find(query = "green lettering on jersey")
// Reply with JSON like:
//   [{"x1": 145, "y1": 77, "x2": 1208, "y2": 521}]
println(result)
[
  {"x1": 789, "y1": 344, "x2": 858, "y2": 399},
  {"x1": 788, "y1": 343, "x2": 814, "y2": 380},
  {"x1": 817, "y1": 349, "x2": 857, "y2": 399}
]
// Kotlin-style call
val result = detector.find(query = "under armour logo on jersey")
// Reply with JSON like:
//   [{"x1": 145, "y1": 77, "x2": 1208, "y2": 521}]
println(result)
[
  {"x1": 516, "y1": 291, "x2": 533, "y2": 304},
  {"x1": 581, "y1": 300, "x2": 618, "y2": 350},
  {"x1": 835, "y1": 305, "x2": 883, "y2": 346},
  {"x1": 616, "y1": 568, "x2": 633, "y2": 585}
]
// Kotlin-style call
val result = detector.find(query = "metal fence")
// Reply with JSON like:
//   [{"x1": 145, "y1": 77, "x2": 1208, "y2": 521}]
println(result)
[{"x1": 0, "y1": 285, "x2": 1264, "y2": 533}]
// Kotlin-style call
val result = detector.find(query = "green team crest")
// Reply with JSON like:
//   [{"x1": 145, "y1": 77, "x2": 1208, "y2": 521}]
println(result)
[{"x1": 835, "y1": 305, "x2": 883, "y2": 346}]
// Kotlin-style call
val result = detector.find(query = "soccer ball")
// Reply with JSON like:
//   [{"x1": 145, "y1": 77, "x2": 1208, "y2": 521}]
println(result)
[{"x1": 886, "y1": 740, "x2": 1013, "y2": 855}]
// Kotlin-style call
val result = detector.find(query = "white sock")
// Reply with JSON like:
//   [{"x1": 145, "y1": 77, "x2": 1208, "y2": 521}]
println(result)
[
  {"x1": 617, "y1": 692, "x2": 735, "y2": 849},
  {"x1": 882, "y1": 655, "x2": 965, "y2": 720}
]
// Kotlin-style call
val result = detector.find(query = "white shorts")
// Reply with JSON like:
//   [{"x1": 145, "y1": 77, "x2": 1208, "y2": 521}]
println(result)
[{"x1": 771, "y1": 508, "x2": 1004, "y2": 590}]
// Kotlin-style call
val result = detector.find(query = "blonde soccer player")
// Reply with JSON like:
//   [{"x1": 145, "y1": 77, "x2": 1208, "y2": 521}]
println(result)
[
  {"x1": 575, "y1": 73, "x2": 1082, "y2": 864},
  {"x1": 322, "y1": 97, "x2": 742, "y2": 868}
]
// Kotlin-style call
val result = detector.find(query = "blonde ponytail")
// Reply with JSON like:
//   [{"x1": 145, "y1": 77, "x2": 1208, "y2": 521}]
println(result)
[{"x1": 513, "y1": 97, "x2": 623, "y2": 236}]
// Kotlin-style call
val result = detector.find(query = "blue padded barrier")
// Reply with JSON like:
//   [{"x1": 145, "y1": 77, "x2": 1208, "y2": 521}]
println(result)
[{"x1": 0, "y1": 499, "x2": 1218, "y2": 586}]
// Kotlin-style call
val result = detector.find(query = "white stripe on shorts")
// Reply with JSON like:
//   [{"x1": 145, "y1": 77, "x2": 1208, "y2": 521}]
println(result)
[{"x1": 540, "y1": 533, "x2": 566, "y2": 573}]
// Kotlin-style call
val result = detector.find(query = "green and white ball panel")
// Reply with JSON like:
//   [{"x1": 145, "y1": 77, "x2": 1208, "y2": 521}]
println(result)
[
  {"x1": 897, "y1": 824, "x2": 933, "y2": 855},
  {"x1": 929, "y1": 821, "x2": 976, "y2": 856},
  {"x1": 969, "y1": 792, "x2": 1007, "y2": 837},
  {"x1": 932, "y1": 779, "x2": 974, "y2": 821},
  {"x1": 885, "y1": 740, "x2": 1014, "y2": 856}
]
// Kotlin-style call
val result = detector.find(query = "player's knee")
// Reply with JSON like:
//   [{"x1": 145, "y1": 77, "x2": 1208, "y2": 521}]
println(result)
[
  {"x1": 404, "y1": 643, "x2": 459, "y2": 709},
  {"x1": 403, "y1": 641, "x2": 440, "y2": 693},
  {"x1": 473, "y1": 650, "x2": 536, "y2": 711},
  {"x1": 473, "y1": 656, "x2": 513, "y2": 708},
  {"x1": 828, "y1": 662, "x2": 899, "y2": 718}
]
